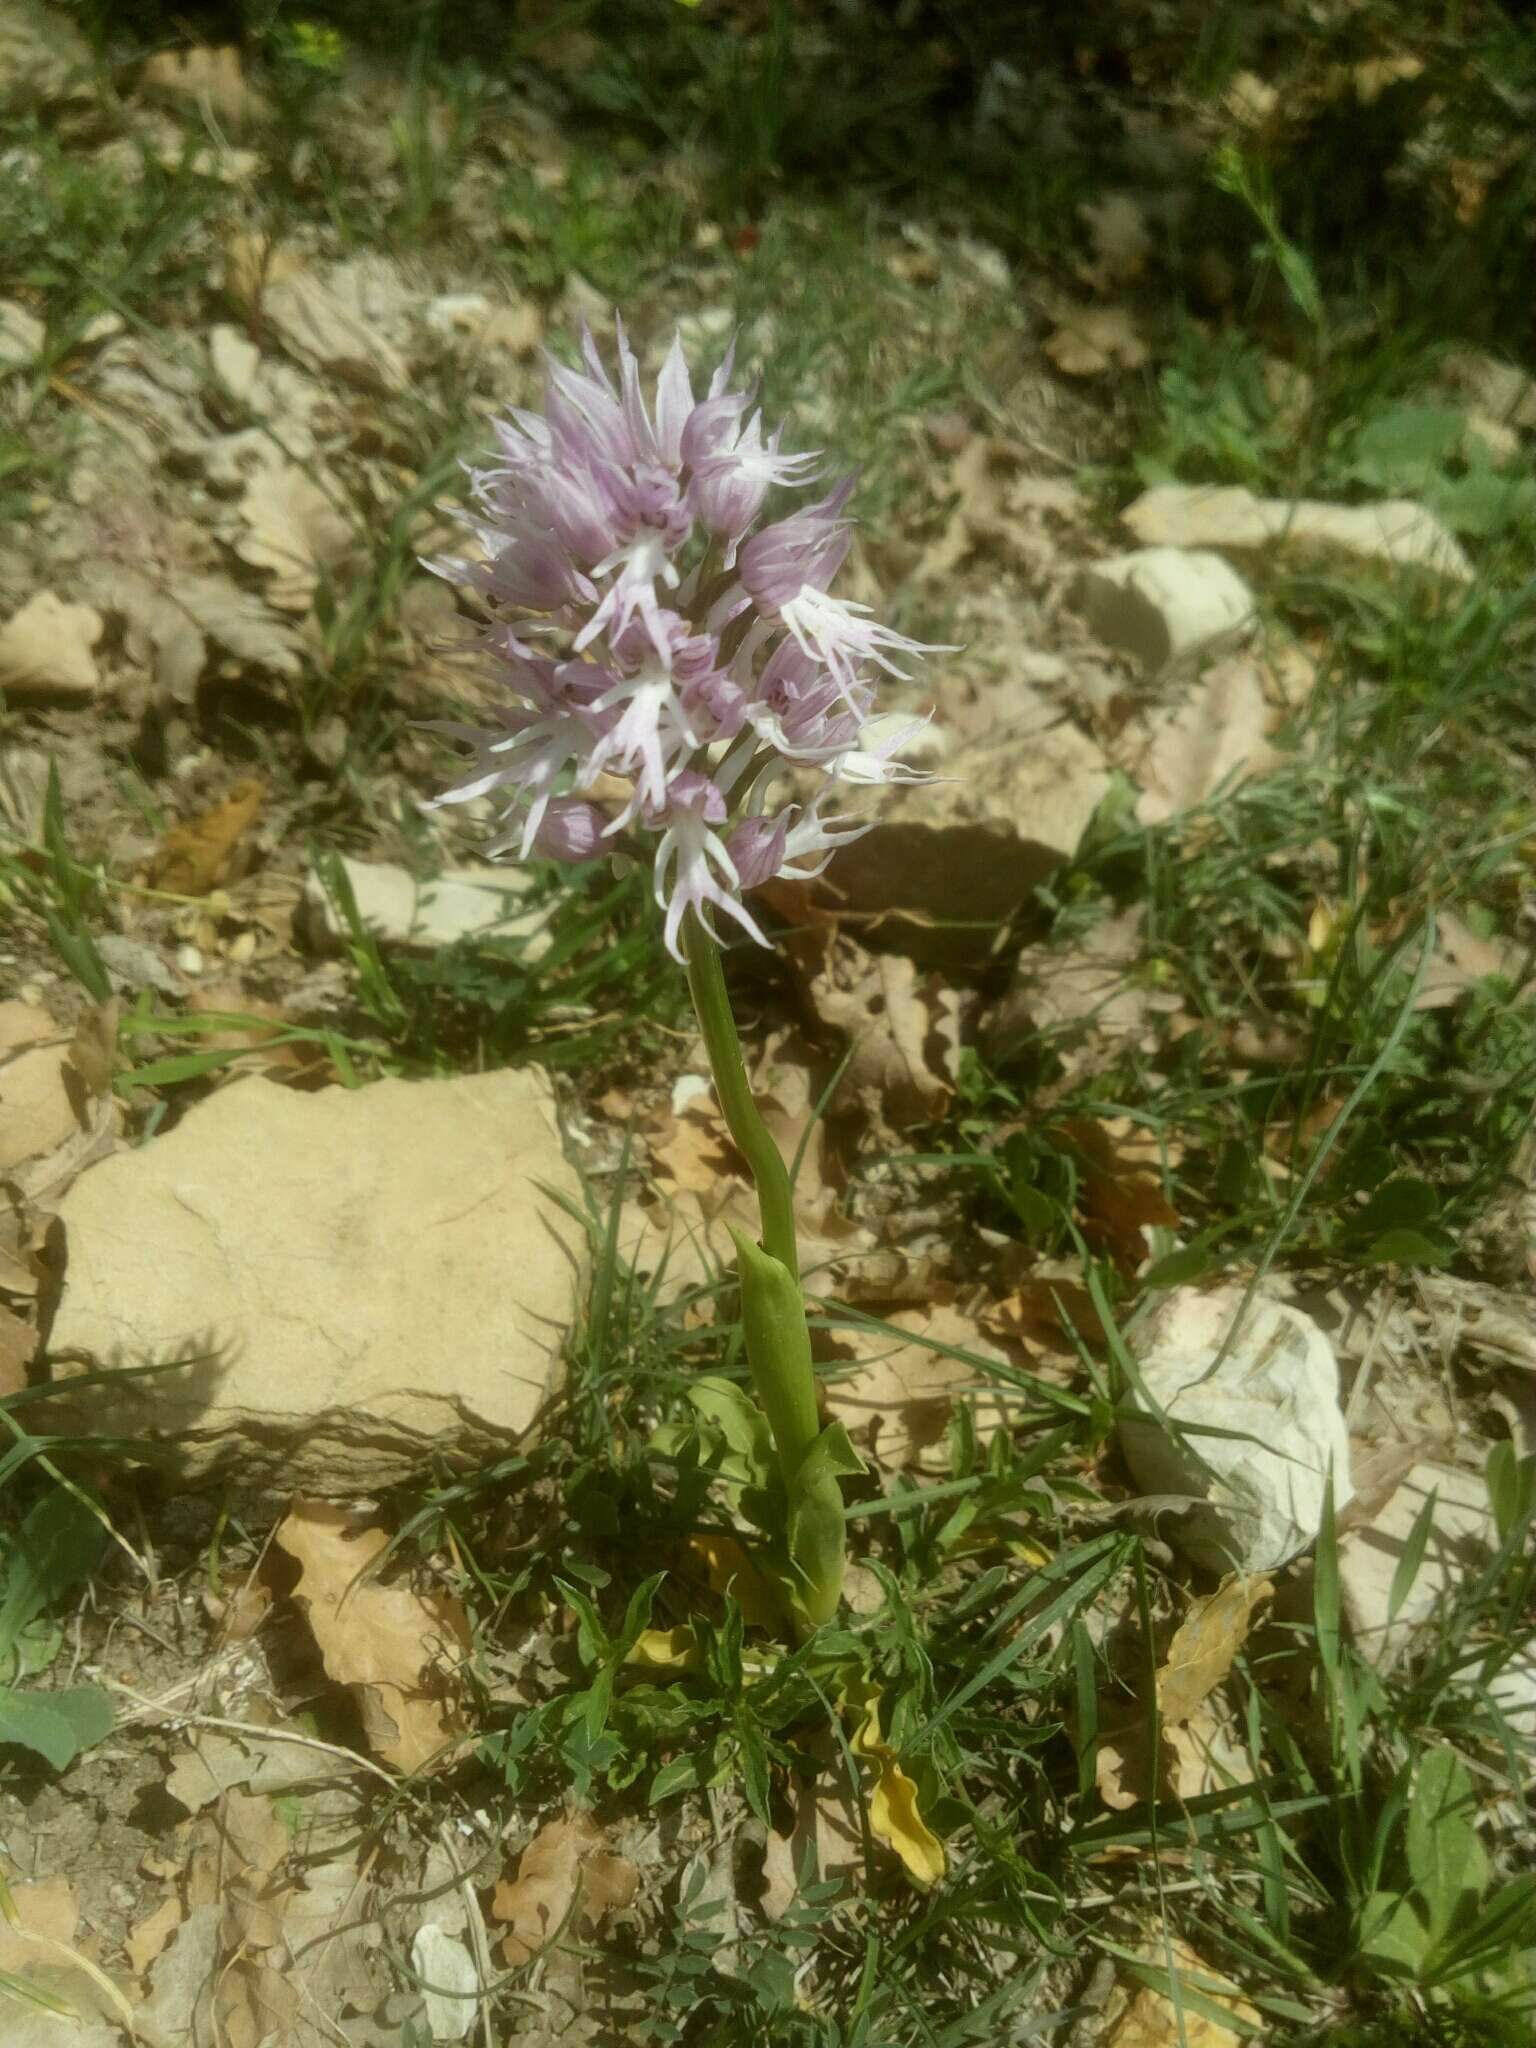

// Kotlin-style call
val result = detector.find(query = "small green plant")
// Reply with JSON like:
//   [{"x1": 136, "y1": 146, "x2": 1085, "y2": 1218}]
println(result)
[
  {"x1": 1354, "y1": 1747, "x2": 1535, "y2": 2018},
  {"x1": 0, "y1": 1487, "x2": 113, "y2": 1771}
]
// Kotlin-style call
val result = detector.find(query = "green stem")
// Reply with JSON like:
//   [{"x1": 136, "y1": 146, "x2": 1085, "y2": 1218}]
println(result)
[{"x1": 684, "y1": 916, "x2": 800, "y2": 1284}]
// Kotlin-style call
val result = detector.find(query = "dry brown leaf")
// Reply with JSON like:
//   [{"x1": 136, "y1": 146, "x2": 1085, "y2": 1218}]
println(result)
[
  {"x1": 1056, "y1": 1117, "x2": 1180, "y2": 1268},
  {"x1": 1105, "y1": 1940, "x2": 1260, "y2": 2048},
  {"x1": 982, "y1": 906, "x2": 1189, "y2": 1081},
  {"x1": 980, "y1": 1266, "x2": 1102, "y2": 1350},
  {"x1": 0, "y1": 590, "x2": 103, "y2": 702},
  {"x1": 0, "y1": 1194, "x2": 44, "y2": 1298},
  {"x1": 762, "y1": 1749, "x2": 862, "y2": 1920},
  {"x1": 0, "y1": 1301, "x2": 36, "y2": 1395},
  {"x1": 222, "y1": 230, "x2": 306, "y2": 320},
  {"x1": 1118, "y1": 654, "x2": 1286, "y2": 825},
  {"x1": 822, "y1": 1303, "x2": 1012, "y2": 1473},
  {"x1": 649, "y1": 1095, "x2": 738, "y2": 1194},
  {"x1": 236, "y1": 462, "x2": 353, "y2": 613},
  {"x1": 184, "y1": 983, "x2": 334, "y2": 1088},
  {"x1": 1156, "y1": 1573, "x2": 1274, "y2": 1725},
  {"x1": 1415, "y1": 909, "x2": 1525, "y2": 1011},
  {"x1": 141, "y1": 44, "x2": 269, "y2": 129},
  {"x1": 149, "y1": 777, "x2": 266, "y2": 897},
  {"x1": 179, "y1": 1755, "x2": 376, "y2": 2048},
  {"x1": 919, "y1": 435, "x2": 1077, "y2": 581},
  {"x1": 0, "y1": 1877, "x2": 79, "y2": 1970},
  {"x1": 1045, "y1": 304, "x2": 1149, "y2": 377},
  {"x1": 126, "y1": 1894, "x2": 185, "y2": 1977},
  {"x1": 1078, "y1": 193, "x2": 1154, "y2": 290},
  {"x1": 274, "y1": 1500, "x2": 471, "y2": 1774},
  {"x1": 0, "y1": 1875, "x2": 135, "y2": 2034},
  {"x1": 491, "y1": 1813, "x2": 638, "y2": 1966},
  {"x1": 806, "y1": 939, "x2": 957, "y2": 1130},
  {"x1": 262, "y1": 256, "x2": 414, "y2": 395},
  {"x1": 633, "y1": 1033, "x2": 866, "y2": 1303}
]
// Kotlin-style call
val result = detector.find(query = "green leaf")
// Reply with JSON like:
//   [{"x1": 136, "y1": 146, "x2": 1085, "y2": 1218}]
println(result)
[
  {"x1": 42, "y1": 759, "x2": 84, "y2": 924},
  {"x1": 0, "y1": 1488, "x2": 106, "y2": 1660},
  {"x1": 1486, "y1": 1442, "x2": 1535, "y2": 1545},
  {"x1": 1141, "y1": 1243, "x2": 1216, "y2": 1288},
  {"x1": 1423, "y1": 1874, "x2": 1536, "y2": 1984},
  {"x1": 685, "y1": 1377, "x2": 776, "y2": 1492},
  {"x1": 1406, "y1": 1748, "x2": 1487, "y2": 1941},
  {"x1": 735, "y1": 1714, "x2": 772, "y2": 1827},
  {"x1": 44, "y1": 914, "x2": 111, "y2": 1005},
  {"x1": 0, "y1": 1683, "x2": 113, "y2": 1770},
  {"x1": 1386, "y1": 1487, "x2": 1438, "y2": 1624},
  {"x1": 1346, "y1": 405, "x2": 1469, "y2": 494},
  {"x1": 1355, "y1": 1177, "x2": 1440, "y2": 1235},
  {"x1": 651, "y1": 1749, "x2": 711, "y2": 1802},
  {"x1": 1360, "y1": 1227, "x2": 1455, "y2": 1269},
  {"x1": 1357, "y1": 1889, "x2": 1432, "y2": 1979}
]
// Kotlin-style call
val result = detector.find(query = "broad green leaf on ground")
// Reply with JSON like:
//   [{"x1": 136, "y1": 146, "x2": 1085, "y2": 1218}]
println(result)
[
  {"x1": 1406, "y1": 1747, "x2": 1487, "y2": 1942},
  {"x1": 0, "y1": 1685, "x2": 113, "y2": 1772},
  {"x1": 0, "y1": 1488, "x2": 105, "y2": 1670}
]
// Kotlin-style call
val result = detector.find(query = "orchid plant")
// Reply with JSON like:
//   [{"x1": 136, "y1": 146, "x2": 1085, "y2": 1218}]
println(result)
[{"x1": 428, "y1": 321, "x2": 940, "y2": 1626}]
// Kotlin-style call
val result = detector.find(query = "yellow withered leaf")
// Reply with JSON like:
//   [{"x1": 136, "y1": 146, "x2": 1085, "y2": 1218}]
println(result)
[
  {"x1": 846, "y1": 1682, "x2": 946, "y2": 1888},
  {"x1": 625, "y1": 1626, "x2": 703, "y2": 1674}
]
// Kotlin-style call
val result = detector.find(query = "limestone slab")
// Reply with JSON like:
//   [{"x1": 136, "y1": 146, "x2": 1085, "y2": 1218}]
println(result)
[{"x1": 43, "y1": 1069, "x2": 585, "y2": 1487}]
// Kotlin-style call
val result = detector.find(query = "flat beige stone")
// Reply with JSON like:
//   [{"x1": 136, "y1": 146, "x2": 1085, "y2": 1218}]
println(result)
[
  {"x1": 1123, "y1": 483, "x2": 1472, "y2": 583},
  {"x1": 1339, "y1": 1461, "x2": 1494, "y2": 1669},
  {"x1": 820, "y1": 722, "x2": 1112, "y2": 967},
  {"x1": 43, "y1": 1069, "x2": 585, "y2": 1487},
  {"x1": 302, "y1": 854, "x2": 553, "y2": 960}
]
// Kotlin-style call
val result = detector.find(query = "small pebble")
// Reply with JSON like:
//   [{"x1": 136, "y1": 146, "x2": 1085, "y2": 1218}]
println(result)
[{"x1": 175, "y1": 943, "x2": 204, "y2": 977}]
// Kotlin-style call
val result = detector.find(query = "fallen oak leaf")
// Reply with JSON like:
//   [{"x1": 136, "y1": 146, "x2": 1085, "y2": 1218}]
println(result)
[
  {"x1": 1087, "y1": 1574, "x2": 1271, "y2": 1811},
  {"x1": 1045, "y1": 304, "x2": 1150, "y2": 377},
  {"x1": 140, "y1": 43, "x2": 270, "y2": 129},
  {"x1": 802, "y1": 936, "x2": 957, "y2": 1130},
  {"x1": 149, "y1": 776, "x2": 266, "y2": 898},
  {"x1": 235, "y1": 461, "x2": 353, "y2": 614},
  {"x1": 821, "y1": 1303, "x2": 1014, "y2": 1474},
  {"x1": 273, "y1": 1500, "x2": 470, "y2": 1774},
  {"x1": 1155, "y1": 1571, "x2": 1274, "y2": 1726},
  {"x1": 491, "y1": 1813, "x2": 638, "y2": 1967},
  {"x1": 1055, "y1": 1116, "x2": 1180, "y2": 1268}
]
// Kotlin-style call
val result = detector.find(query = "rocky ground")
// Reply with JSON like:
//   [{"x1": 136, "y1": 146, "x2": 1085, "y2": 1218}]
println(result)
[{"x1": 1, "y1": 4, "x2": 1534, "y2": 2045}]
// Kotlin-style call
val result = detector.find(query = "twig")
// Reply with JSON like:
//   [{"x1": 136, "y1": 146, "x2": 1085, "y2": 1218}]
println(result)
[{"x1": 103, "y1": 1683, "x2": 400, "y2": 1790}]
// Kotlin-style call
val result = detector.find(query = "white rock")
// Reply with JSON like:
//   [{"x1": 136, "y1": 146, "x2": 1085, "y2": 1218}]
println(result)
[
  {"x1": 1123, "y1": 483, "x2": 1473, "y2": 583},
  {"x1": 0, "y1": 589, "x2": 103, "y2": 700},
  {"x1": 208, "y1": 321, "x2": 262, "y2": 405},
  {"x1": 1339, "y1": 1461, "x2": 1495, "y2": 1669},
  {"x1": 0, "y1": 299, "x2": 45, "y2": 376},
  {"x1": 1073, "y1": 547, "x2": 1257, "y2": 676},
  {"x1": 410, "y1": 1924, "x2": 479, "y2": 2042},
  {"x1": 303, "y1": 855, "x2": 552, "y2": 961},
  {"x1": 1119, "y1": 1286, "x2": 1353, "y2": 1574},
  {"x1": 1487, "y1": 1654, "x2": 1536, "y2": 1751},
  {"x1": 96, "y1": 934, "x2": 181, "y2": 996},
  {"x1": 43, "y1": 1070, "x2": 585, "y2": 1488},
  {"x1": 1438, "y1": 347, "x2": 1536, "y2": 431}
]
